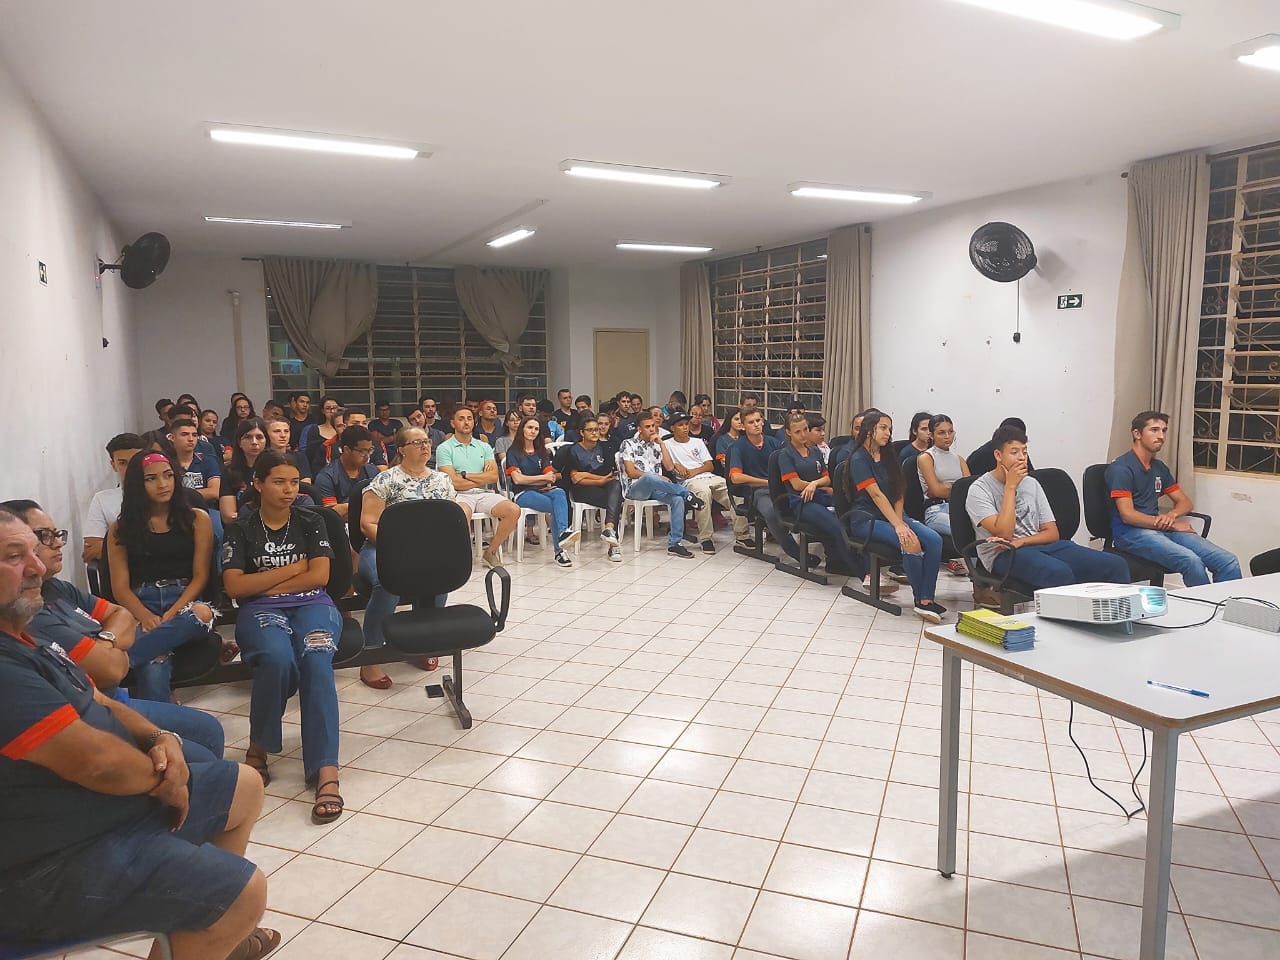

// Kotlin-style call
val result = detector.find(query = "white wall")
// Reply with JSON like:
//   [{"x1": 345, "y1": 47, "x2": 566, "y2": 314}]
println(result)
[
  {"x1": 0, "y1": 57, "x2": 138, "y2": 579},
  {"x1": 131, "y1": 253, "x2": 271, "y2": 425},
  {"x1": 546, "y1": 266, "x2": 681, "y2": 405},
  {"x1": 871, "y1": 172, "x2": 1129, "y2": 520}
]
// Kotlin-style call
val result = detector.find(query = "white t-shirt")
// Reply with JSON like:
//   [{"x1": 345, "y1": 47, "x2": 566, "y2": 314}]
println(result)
[
  {"x1": 664, "y1": 437, "x2": 712, "y2": 473},
  {"x1": 84, "y1": 488, "x2": 123, "y2": 539}
]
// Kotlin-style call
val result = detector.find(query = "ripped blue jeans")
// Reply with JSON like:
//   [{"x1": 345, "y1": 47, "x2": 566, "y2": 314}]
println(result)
[
  {"x1": 235, "y1": 600, "x2": 342, "y2": 782},
  {"x1": 130, "y1": 582, "x2": 217, "y2": 702}
]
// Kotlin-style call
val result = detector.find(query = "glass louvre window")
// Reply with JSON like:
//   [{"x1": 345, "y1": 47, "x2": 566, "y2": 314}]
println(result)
[
  {"x1": 267, "y1": 265, "x2": 547, "y2": 415},
  {"x1": 1196, "y1": 143, "x2": 1280, "y2": 475},
  {"x1": 710, "y1": 240, "x2": 827, "y2": 427}
]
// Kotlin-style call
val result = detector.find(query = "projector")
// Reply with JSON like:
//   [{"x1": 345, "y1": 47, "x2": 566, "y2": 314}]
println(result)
[{"x1": 1034, "y1": 583, "x2": 1167, "y2": 632}]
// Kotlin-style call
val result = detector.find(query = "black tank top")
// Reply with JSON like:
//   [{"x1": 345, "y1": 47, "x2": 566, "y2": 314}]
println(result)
[{"x1": 128, "y1": 526, "x2": 195, "y2": 585}]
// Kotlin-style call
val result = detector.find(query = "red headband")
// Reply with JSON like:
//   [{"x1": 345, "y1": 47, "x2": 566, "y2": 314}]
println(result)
[{"x1": 141, "y1": 453, "x2": 169, "y2": 468}]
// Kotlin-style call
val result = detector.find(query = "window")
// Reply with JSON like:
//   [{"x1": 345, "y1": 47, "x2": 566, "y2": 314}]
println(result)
[
  {"x1": 1196, "y1": 143, "x2": 1280, "y2": 475},
  {"x1": 268, "y1": 265, "x2": 547, "y2": 415},
  {"x1": 710, "y1": 240, "x2": 827, "y2": 426}
]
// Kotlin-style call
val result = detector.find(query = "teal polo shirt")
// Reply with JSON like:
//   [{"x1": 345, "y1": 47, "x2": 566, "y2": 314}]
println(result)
[{"x1": 436, "y1": 436, "x2": 496, "y2": 477}]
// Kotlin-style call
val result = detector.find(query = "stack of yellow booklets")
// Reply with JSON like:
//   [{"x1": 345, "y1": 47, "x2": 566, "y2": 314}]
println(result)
[{"x1": 957, "y1": 609, "x2": 1036, "y2": 651}]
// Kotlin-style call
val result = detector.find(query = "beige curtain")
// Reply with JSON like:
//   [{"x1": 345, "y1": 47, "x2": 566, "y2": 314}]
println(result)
[
  {"x1": 679, "y1": 261, "x2": 714, "y2": 399},
  {"x1": 1109, "y1": 151, "x2": 1208, "y2": 496},
  {"x1": 823, "y1": 224, "x2": 873, "y2": 429},
  {"x1": 454, "y1": 267, "x2": 548, "y2": 373},
  {"x1": 261, "y1": 257, "x2": 378, "y2": 378}
]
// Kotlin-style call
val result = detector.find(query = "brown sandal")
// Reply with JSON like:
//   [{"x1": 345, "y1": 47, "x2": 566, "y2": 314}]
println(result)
[
  {"x1": 227, "y1": 927, "x2": 281, "y2": 960},
  {"x1": 312, "y1": 779, "x2": 344, "y2": 824},
  {"x1": 245, "y1": 749, "x2": 271, "y2": 787}
]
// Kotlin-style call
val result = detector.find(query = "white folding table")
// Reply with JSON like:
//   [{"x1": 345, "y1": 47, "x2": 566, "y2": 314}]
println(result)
[{"x1": 923, "y1": 575, "x2": 1280, "y2": 960}]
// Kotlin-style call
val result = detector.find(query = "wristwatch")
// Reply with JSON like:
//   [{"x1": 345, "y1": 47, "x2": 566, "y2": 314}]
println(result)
[
  {"x1": 97, "y1": 631, "x2": 116, "y2": 647},
  {"x1": 460, "y1": 471, "x2": 468, "y2": 479},
  {"x1": 145, "y1": 729, "x2": 183, "y2": 750}
]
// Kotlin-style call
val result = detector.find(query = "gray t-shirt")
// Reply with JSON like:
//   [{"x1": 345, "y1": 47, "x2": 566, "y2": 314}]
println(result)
[{"x1": 966, "y1": 472, "x2": 1055, "y2": 569}]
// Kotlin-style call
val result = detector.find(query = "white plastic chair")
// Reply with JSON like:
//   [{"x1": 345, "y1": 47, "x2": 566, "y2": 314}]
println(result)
[
  {"x1": 615, "y1": 452, "x2": 666, "y2": 552},
  {"x1": 501, "y1": 465, "x2": 553, "y2": 562},
  {"x1": 570, "y1": 501, "x2": 607, "y2": 555}
]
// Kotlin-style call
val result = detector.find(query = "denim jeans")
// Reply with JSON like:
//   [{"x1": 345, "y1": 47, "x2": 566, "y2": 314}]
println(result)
[
  {"x1": 849, "y1": 515, "x2": 942, "y2": 603},
  {"x1": 923, "y1": 503, "x2": 952, "y2": 538},
  {"x1": 515, "y1": 486, "x2": 571, "y2": 546},
  {"x1": 748, "y1": 488, "x2": 799, "y2": 559},
  {"x1": 126, "y1": 697, "x2": 226, "y2": 763},
  {"x1": 130, "y1": 582, "x2": 215, "y2": 702},
  {"x1": 625, "y1": 473, "x2": 691, "y2": 546},
  {"x1": 988, "y1": 540, "x2": 1130, "y2": 589},
  {"x1": 358, "y1": 542, "x2": 446, "y2": 650},
  {"x1": 787, "y1": 492, "x2": 860, "y2": 572},
  {"x1": 572, "y1": 481, "x2": 623, "y2": 528},
  {"x1": 1111, "y1": 527, "x2": 1241, "y2": 587},
  {"x1": 235, "y1": 601, "x2": 343, "y2": 782}
]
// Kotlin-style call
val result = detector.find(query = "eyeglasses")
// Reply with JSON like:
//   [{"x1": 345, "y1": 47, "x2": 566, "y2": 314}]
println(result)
[
  {"x1": 402, "y1": 438, "x2": 432, "y2": 448},
  {"x1": 33, "y1": 528, "x2": 68, "y2": 547}
]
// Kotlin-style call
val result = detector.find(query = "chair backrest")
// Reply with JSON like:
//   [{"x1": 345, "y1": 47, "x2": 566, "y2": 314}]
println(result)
[
  {"x1": 828, "y1": 435, "x2": 854, "y2": 452},
  {"x1": 831, "y1": 459, "x2": 853, "y2": 516},
  {"x1": 766, "y1": 449, "x2": 788, "y2": 508},
  {"x1": 298, "y1": 504, "x2": 354, "y2": 604},
  {"x1": 1249, "y1": 547, "x2": 1280, "y2": 577},
  {"x1": 1081, "y1": 463, "x2": 1114, "y2": 542},
  {"x1": 1031, "y1": 467, "x2": 1080, "y2": 541},
  {"x1": 346, "y1": 477, "x2": 373, "y2": 552},
  {"x1": 901, "y1": 455, "x2": 926, "y2": 522},
  {"x1": 948, "y1": 474, "x2": 980, "y2": 555},
  {"x1": 375, "y1": 500, "x2": 474, "y2": 603}
]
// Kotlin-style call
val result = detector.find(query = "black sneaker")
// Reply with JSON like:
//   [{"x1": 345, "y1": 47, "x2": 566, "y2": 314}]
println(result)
[
  {"x1": 701, "y1": 540, "x2": 716, "y2": 554},
  {"x1": 686, "y1": 494, "x2": 706, "y2": 512},
  {"x1": 668, "y1": 543, "x2": 694, "y2": 558},
  {"x1": 555, "y1": 551, "x2": 573, "y2": 567},
  {"x1": 557, "y1": 528, "x2": 581, "y2": 550}
]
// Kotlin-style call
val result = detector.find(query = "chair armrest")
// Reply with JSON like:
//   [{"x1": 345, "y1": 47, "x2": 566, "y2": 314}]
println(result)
[
  {"x1": 1186, "y1": 511, "x2": 1211, "y2": 539},
  {"x1": 485, "y1": 566, "x2": 512, "y2": 631},
  {"x1": 968, "y1": 541, "x2": 1022, "y2": 590},
  {"x1": 835, "y1": 507, "x2": 880, "y2": 554}
]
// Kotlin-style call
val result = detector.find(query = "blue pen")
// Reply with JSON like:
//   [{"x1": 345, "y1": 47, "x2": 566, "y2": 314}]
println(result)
[{"x1": 1147, "y1": 680, "x2": 1209, "y2": 698}]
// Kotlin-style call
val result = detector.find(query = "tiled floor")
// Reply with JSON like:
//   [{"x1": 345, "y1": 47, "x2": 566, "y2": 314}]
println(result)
[{"x1": 171, "y1": 534, "x2": 1280, "y2": 960}]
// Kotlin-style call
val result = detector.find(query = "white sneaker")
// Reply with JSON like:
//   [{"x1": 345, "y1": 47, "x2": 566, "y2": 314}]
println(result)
[
  {"x1": 862, "y1": 574, "x2": 900, "y2": 594},
  {"x1": 601, "y1": 528, "x2": 620, "y2": 547},
  {"x1": 558, "y1": 528, "x2": 581, "y2": 550},
  {"x1": 607, "y1": 545, "x2": 622, "y2": 562}
]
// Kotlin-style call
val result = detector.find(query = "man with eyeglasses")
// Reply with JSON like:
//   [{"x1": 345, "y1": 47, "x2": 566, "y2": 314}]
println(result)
[
  {"x1": 562, "y1": 418, "x2": 624, "y2": 561},
  {"x1": 314, "y1": 425, "x2": 382, "y2": 520}
]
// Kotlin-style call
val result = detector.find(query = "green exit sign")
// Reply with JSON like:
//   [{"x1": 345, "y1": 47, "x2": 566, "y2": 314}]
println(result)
[{"x1": 1057, "y1": 293, "x2": 1083, "y2": 309}]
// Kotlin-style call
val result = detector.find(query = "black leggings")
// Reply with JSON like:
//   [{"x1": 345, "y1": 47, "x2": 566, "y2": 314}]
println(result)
[{"x1": 571, "y1": 481, "x2": 623, "y2": 527}]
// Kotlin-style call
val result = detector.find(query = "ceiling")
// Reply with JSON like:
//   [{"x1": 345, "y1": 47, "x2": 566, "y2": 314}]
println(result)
[{"x1": 1, "y1": 0, "x2": 1277, "y2": 268}]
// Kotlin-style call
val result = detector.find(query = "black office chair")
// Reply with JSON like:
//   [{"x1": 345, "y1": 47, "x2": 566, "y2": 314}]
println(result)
[
  {"x1": 375, "y1": 499, "x2": 511, "y2": 728},
  {"x1": 345, "y1": 477, "x2": 375, "y2": 597},
  {"x1": 729, "y1": 474, "x2": 776, "y2": 563},
  {"x1": 831, "y1": 459, "x2": 902, "y2": 615},
  {"x1": 298, "y1": 504, "x2": 368, "y2": 668},
  {"x1": 1081, "y1": 463, "x2": 1212, "y2": 586},
  {"x1": 949, "y1": 467, "x2": 1081, "y2": 615},
  {"x1": 901, "y1": 455, "x2": 958, "y2": 561},
  {"x1": 767, "y1": 450, "x2": 828, "y2": 585},
  {"x1": 1250, "y1": 548, "x2": 1280, "y2": 577}
]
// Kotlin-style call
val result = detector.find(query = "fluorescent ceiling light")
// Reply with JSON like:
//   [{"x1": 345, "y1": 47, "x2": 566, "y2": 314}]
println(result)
[
  {"x1": 204, "y1": 216, "x2": 348, "y2": 230},
  {"x1": 1237, "y1": 35, "x2": 1280, "y2": 72},
  {"x1": 950, "y1": 0, "x2": 1178, "y2": 40},
  {"x1": 562, "y1": 160, "x2": 724, "y2": 189},
  {"x1": 789, "y1": 183, "x2": 929, "y2": 205},
  {"x1": 487, "y1": 227, "x2": 536, "y2": 248},
  {"x1": 616, "y1": 242, "x2": 713, "y2": 254},
  {"x1": 208, "y1": 126, "x2": 421, "y2": 159}
]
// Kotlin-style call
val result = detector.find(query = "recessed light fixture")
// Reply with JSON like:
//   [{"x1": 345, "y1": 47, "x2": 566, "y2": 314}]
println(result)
[
  {"x1": 204, "y1": 216, "x2": 348, "y2": 230},
  {"x1": 487, "y1": 227, "x2": 536, "y2": 248},
  {"x1": 208, "y1": 125, "x2": 423, "y2": 160},
  {"x1": 562, "y1": 160, "x2": 725, "y2": 190},
  {"x1": 616, "y1": 242, "x2": 714, "y2": 254},
  {"x1": 789, "y1": 183, "x2": 930, "y2": 205},
  {"x1": 1237, "y1": 35, "x2": 1280, "y2": 72},
  {"x1": 949, "y1": 0, "x2": 1179, "y2": 40}
]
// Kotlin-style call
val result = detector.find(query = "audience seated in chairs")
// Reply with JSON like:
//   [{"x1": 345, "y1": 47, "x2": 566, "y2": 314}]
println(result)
[
  {"x1": 901, "y1": 411, "x2": 933, "y2": 463},
  {"x1": 285, "y1": 392, "x2": 314, "y2": 450},
  {"x1": 844, "y1": 411, "x2": 946, "y2": 623},
  {"x1": 552, "y1": 389, "x2": 575, "y2": 427},
  {"x1": 729, "y1": 409, "x2": 811, "y2": 565},
  {"x1": 686, "y1": 404, "x2": 716, "y2": 449},
  {"x1": 106, "y1": 452, "x2": 219, "y2": 701},
  {"x1": 199, "y1": 409, "x2": 232, "y2": 465},
  {"x1": 712, "y1": 409, "x2": 744, "y2": 478},
  {"x1": 1106, "y1": 410, "x2": 1240, "y2": 586},
  {"x1": 436, "y1": 407, "x2": 520, "y2": 569},
  {"x1": 620, "y1": 412, "x2": 703, "y2": 558},
  {"x1": 562, "y1": 418, "x2": 624, "y2": 561},
  {"x1": 475, "y1": 399, "x2": 501, "y2": 446},
  {"x1": 368, "y1": 400, "x2": 402, "y2": 462},
  {"x1": 11, "y1": 499, "x2": 229, "y2": 764},
  {"x1": 299, "y1": 396, "x2": 346, "y2": 478},
  {"x1": 665, "y1": 411, "x2": 742, "y2": 554},
  {"x1": 358, "y1": 426, "x2": 457, "y2": 688},
  {"x1": 916, "y1": 414, "x2": 970, "y2": 574},
  {"x1": 221, "y1": 418, "x2": 268, "y2": 524},
  {"x1": 778, "y1": 413, "x2": 862, "y2": 576},
  {"x1": 693, "y1": 393, "x2": 719, "y2": 431},
  {"x1": 0, "y1": 505, "x2": 276, "y2": 960},
  {"x1": 83, "y1": 433, "x2": 146, "y2": 564},
  {"x1": 222, "y1": 451, "x2": 345, "y2": 824},
  {"x1": 505, "y1": 417, "x2": 580, "y2": 567},
  {"x1": 492, "y1": 409, "x2": 523, "y2": 466},
  {"x1": 221, "y1": 392, "x2": 256, "y2": 442},
  {"x1": 968, "y1": 416, "x2": 1036, "y2": 477},
  {"x1": 966, "y1": 424, "x2": 1127, "y2": 589},
  {"x1": 313, "y1": 425, "x2": 380, "y2": 519}
]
